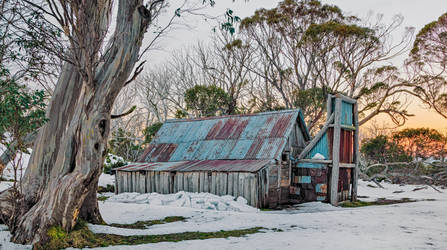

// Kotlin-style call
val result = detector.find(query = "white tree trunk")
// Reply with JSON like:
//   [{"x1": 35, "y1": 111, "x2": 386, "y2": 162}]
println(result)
[{"x1": 0, "y1": 0, "x2": 154, "y2": 244}]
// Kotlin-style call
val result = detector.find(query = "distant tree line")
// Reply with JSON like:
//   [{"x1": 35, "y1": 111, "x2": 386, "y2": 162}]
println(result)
[
  {"x1": 106, "y1": 1, "x2": 447, "y2": 163},
  {"x1": 362, "y1": 128, "x2": 447, "y2": 164}
]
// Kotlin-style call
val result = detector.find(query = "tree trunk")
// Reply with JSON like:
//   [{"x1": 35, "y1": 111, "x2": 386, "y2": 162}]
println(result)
[{"x1": 0, "y1": 0, "x2": 153, "y2": 244}]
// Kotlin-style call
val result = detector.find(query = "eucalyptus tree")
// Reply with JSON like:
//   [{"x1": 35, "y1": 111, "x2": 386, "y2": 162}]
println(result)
[
  {"x1": 239, "y1": 0, "x2": 414, "y2": 130},
  {"x1": 408, "y1": 13, "x2": 447, "y2": 119},
  {"x1": 0, "y1": 0, "x2": 234, "y2": 245}
]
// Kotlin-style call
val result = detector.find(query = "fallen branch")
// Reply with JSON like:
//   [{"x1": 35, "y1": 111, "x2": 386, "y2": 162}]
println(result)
[
  {"x1": 371, "y1": 179, "x2": 384, "y2": 189},
  {"x1": 427, "y1": 184, "x2": 443, "y2": 193}
]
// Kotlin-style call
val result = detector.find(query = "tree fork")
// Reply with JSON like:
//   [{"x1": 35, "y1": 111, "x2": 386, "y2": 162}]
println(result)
[{"x1": 0, "y1": 0, "x2": 158, "y2": 245}]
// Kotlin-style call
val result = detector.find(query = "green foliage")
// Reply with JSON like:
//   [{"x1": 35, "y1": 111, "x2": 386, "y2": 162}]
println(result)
[
  {"x1": 108, "y1": 128, "x2": 143, "y2": 162},
  {"x1": 0, "y1": 1, "x2": 62, "y2": 92},
  {"x1": 47, "y1": 226, "x2": 68, "y2": 241},
  {"x1": 103, "y1": 154, "x2": 127, "y2": 174},
  {"x1": 143, "y1": 122, "x2": 163, "y2": 143},
  {"x1": 184, "y1": 85, "x2": 231, "y2": 117},
  {"x1": 0, "y1": 68, "x2": 47, "y2": 147},
  {"x1": 361, "y1": 135, "x2": 411, "y2": 164},
  {"x1": 109, "y1": 216, "x2": 187, "y2": 229},
  {"x1": 98, "y1": 184, "x2": 115, "y2": 193},
  {"x1": 411, "y1": 13, "x2": 447, "y2": 59},
  {"x1": 97, "y1": 195, "x2": 110, "y2": 201},
  {"x1": 292, "y1": 87, "x2": 327, "y2": 126},
  {"x1": 175, "y1": 109, "x2": 188, "y2": 119},
  {"x1": 409, "y1": 12, "x2": 447, "y2": 118},
  {"x1": 339, "y1": 198, "x2": 417, "y2": 208},
  {"x1": 36, "y1": 219, "x2": 264, "y2": 249},
  {"x1": 304, "y1": 21, "x2": 378, "y2": 44},
  {"x1": 221, "y1": 9, "x2": 241, "y2": 35}
]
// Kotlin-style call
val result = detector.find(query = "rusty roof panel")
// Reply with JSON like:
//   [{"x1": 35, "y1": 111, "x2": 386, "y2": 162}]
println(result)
[
  {"x1": 141, "y1": 109, "x2": 306, "y2": 162},
  {"x1": 115, "y1": 159, "x2": 273, "y2": 173}
]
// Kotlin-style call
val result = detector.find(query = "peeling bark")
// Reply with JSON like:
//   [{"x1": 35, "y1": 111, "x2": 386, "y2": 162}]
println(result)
[{"x1": 0, "y1": 0, "x2": 155, "y2": 244}]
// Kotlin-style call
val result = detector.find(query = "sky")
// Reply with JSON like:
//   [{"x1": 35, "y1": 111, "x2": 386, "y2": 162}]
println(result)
[{"x1": 144, "y1": 0, "x2": 447, "y2": 132}]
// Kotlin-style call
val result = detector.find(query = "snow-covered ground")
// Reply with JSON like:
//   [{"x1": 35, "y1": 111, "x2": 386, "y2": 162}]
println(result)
[{"x1": 1, "y1": 178, "x2": 446, "y2": 250}]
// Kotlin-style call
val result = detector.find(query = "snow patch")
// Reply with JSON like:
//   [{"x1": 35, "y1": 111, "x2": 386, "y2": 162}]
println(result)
[
  {"x1": 107, "y1": 191, "x2": 258, "y2": 213},
  {"x1": 99, "y1": 173, "x2": 115, "y2": 187},
  {"x1": 312, "y1": 153, "x2": 325, "y2": 160}
]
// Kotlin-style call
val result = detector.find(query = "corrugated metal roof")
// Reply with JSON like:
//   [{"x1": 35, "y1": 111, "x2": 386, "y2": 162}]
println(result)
[
  {"x1": 115, "y1": 159, "x2": 272, "y2": 173},
  {"x1": 140, "y1": 109, "x2": 308, "y2": 162}
]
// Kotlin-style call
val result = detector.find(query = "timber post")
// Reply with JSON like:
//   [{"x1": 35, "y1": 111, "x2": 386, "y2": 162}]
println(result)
[
  {"x1": 351, "y1": 102, "x2": 360, "y2": 201},
  {"x1": 330, "y1": 95, "x2": 342, "y2": 206}
]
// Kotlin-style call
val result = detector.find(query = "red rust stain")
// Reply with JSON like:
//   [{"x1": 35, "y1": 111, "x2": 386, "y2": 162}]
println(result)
[
  {"x1": 245, "y1": 138, "x2": 264, "y2": 159},
  {"x1": 338, "y1": 168, "x2": 351, "y2": 192},
  {"x1": 215, "y1": 118, "x2": 237, "y2": 139},
  {"x1": 328, "y1": 128, "x2": 354, "y2": 163},
  {"x1": 149, "y1": 143, "x2": 178, "y2": 162},
  {"x1": 230, "y1": 119, "x2": 249, "y2": 139},
  {"x1": 138, "y1": 144, "x2": 155, "y2": 162},
  {"x1": 269, "y1": 114, "x2": 292, "y2": 138},
  {"x1": 206, "y1": 120, "x2": 224, "y2": 140}
]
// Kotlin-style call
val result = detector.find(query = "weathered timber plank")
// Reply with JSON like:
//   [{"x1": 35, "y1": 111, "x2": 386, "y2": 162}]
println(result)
[
  {"x1": 187, "y1": 173, "x2": 194, "y2": 192},
  {"x1": 154, "y1": 172, "x2": 160, "y2": 193},
  {"x1": 243, "y1": 173, "x2": 251, "y2": 205},
  {"x1": 210, "y1": 172, "x2": 216, "y2": 195},
  {"x1": 220, "y1": 173, "x2": 228, "y2": 195},
  {"x1": 150, "y1": 171, "x2": 156, "y2": 193},
  {"x1": 228, "y1": 173, "x2": 234, "y2": 196},
  {"x1": 238, "y1": 173, "x2": 245, "y2": 199},
  {"x1": 122, "y1": 172, "x2": 127, "y2": 192},
  {"x1": 250, "y1": 174, "x2": 257, "y2": 207},
  {"x1": 192, "y1": 173, "x2": 199, "y2": 193},
  {"x1": 232, "y1": 173, "x2": 239, "y2": 197}
]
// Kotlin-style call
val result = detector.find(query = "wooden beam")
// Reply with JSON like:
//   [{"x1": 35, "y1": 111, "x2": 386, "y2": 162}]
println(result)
[
  {"x1": 298, "y1": 113, "x2": 334, "y2": 159},
  {"x1": 329, "y1": 124, "x2": 356, "y2": 131},
  {"x1": 297, "y1": 159, "x2": 332, "y2": 164},
  {"x1": 339, "y1": 163, "x2": 356, "y2": 168},
  {"x1": 351, "y1": 102, "x2": 360, "y2": 201},
  {"x1": 330, "y1": 98, "x2": 342, "y2": 206}
]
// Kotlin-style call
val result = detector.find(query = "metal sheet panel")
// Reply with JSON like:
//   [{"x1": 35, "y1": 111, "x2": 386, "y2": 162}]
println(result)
[
  {"x1": 331, "y1": 100, "x2": 353, "y2": 126},
  {"x1": 141, "y1": 110, "x2": 306, "y2": 162},
  {"x1": 306, "y1": 132, "x2": 329, "y2": 160},
  {"x1": 341, "y1": 101, "x2": 353, "y2": 125},
  {"x1": 115, "y1": 159, "x2": 272, "y2": 173}
]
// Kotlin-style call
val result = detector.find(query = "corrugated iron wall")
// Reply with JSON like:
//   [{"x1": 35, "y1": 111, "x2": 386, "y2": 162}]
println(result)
[
  {"x1": 328, "y1": 128, "x2": 354, "y2": 163},
  {"x1": 330, "y1": 99, "x2": 353, "y2": 126},
  {"x1": 306, "y1": 132, "x2": 330, "y2": 159}
]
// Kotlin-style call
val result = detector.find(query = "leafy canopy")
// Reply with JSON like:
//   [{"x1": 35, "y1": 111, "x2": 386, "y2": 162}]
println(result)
[
  {"x1": 0, "y1": 67, "x2": 47, "y2": 147},
  {"x1": 184, "y1": 85, "x2": 231, "y2": 117}
]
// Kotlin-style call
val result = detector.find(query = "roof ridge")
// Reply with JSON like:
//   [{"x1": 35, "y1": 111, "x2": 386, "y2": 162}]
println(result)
[{"x1": 165, "y1": 109, "x2": 301, "y2": 123}]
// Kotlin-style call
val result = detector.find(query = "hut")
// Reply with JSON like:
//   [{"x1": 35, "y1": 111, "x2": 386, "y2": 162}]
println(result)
[{"x1": 114, "y1": 94, "x2": 359, "y2": 207}]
